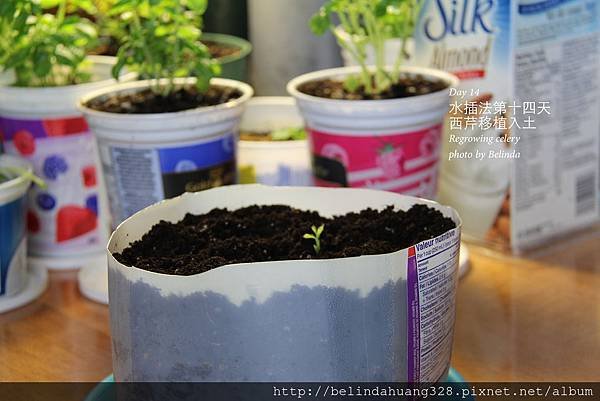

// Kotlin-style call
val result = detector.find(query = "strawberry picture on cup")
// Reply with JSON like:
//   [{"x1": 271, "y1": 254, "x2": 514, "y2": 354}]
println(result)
[{"x1": 376, "y1": 143, "x2": 404, "y2": 178}]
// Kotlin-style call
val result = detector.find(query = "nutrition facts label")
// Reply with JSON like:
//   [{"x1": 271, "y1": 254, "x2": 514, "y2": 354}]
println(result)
[{"x1": 406, "y1": 228, "x2": 460, "y2": 382}]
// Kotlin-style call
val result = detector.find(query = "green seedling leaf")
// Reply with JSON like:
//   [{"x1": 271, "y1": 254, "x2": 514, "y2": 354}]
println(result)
[
  {"x1": 343, "y1": 74, "x2": 361, "y2": 93},
  {"x1": 303, "y1": 224, "x2": 325, "y2": 255}
]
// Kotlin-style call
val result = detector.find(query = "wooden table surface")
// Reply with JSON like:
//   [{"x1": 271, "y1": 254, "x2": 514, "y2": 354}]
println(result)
[{"x1": 1, "y1": 228, "x2": 599, "y2": 383}]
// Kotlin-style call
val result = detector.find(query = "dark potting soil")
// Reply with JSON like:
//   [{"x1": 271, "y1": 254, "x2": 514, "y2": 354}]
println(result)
[
  {"x1": 86, "y1": 85, "x2": 242, "y2": 114},
  {"x1": 114, "y1": 204, "x2": 456, "y2": 276},
  {"x1": 202, "y1": 40, "x2": 241, "y2": 59},
  {"x1": 298, "y1": 74, "x2": 448, "y2": 100}
]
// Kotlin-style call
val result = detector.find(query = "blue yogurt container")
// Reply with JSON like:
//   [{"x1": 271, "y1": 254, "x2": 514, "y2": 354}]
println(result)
[{"x1": 0, "y1": 155, "x2": 31, "y2": 297}]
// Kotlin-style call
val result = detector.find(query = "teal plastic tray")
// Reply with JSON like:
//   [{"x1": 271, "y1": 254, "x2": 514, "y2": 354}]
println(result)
[{"x1": 86, "y1": 368, "x2": 472, "y2": 401}]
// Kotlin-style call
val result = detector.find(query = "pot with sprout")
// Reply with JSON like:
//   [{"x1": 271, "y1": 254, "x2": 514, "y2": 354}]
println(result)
[
  {"x1": 287, "y1": 0, "x2": 458, "y2": 200},
  {"x1": 78, "y1": 0, "x2": 253, "y2": 227},
  {"x1": 0, "y1": 0, "x2": 134, "y2": 267},
  {"x1": 108, "y1": 185, "x2": 462, "y2": 382}
]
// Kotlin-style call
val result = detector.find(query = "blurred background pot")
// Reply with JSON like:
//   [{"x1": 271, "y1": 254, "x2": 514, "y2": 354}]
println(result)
[
  {"x1": 238, "y1": 97, "x2": 312, "y2": 186},
  {"x1": 108, "y1": 185, "x2": 461, "y2": 382},
  {"x1": 203, "y1": 33, "x2": 252, "y2": 82}
]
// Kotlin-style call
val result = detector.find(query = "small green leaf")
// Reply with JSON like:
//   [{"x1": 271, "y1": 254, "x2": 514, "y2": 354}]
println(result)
[
  {"x1": 309, "y1": 11, "x2": 331, "y2": 36},
  {"x1": 316, "y1": 224, "x2": 324, "y2": 236},
  {"x1": 187, "y1": 0, "x2": 208, "y2": 14},
  {"x1": 343, "y1": 74, "x2": 361, "y2": 93}
]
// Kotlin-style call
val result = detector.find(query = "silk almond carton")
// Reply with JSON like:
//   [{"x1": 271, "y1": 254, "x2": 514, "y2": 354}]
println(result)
[{"x1": 410, "y1": 0, "x2": 600, "y2": 252}]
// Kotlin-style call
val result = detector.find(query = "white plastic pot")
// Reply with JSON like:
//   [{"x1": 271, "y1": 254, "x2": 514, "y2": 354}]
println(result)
[
  {"x1": 287, "y1": 66, "x2": 458, "y2": 199},
  {"x1": 108, "y1": 185, "x2": 461, "y2": 382},
  {"x1": 335, "y1": 26, "x2": 415, "y2": 68},
  {"x1": 238, "y1": 97, "x2": 312, "y2": 186},
  {"x1": 0, "y1": 155, "x2": 32, "y2": 297},
  {"x1": 0, "y1": 56, "x2": 135, "y2": 265},
  {"x1": 79, "y1": 78, "x2": 253, "y2": 226}
]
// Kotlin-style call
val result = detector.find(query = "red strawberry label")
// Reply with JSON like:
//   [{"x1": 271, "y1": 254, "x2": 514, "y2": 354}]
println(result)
[
  {"x1": 82, "y1": 165, "x2": 97, "y2": 187},
  {"x1": 56, "y1": 206, "x2": 97, "y2": 242},
  {"x1": 13, "y1": 130, "x2": 36, "y2": 156}
]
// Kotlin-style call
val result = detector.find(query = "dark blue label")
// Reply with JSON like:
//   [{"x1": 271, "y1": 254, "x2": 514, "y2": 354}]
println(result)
[
  {"x1": 158, "y1": 134, "x2": 237, "y2": 199},
  {"x1": 158, "y1": 135, "x2": 235, "y2": 174},
  {"x1": 0, "y1": 196, "x2": 27, "y2": 295}
]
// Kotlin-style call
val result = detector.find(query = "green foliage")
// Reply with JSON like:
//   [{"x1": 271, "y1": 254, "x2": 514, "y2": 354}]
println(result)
[
  {"x1": 310, "y1": 0, "x2": 424, "y2": 95},
  {"x1": 270, "y1": 127, "x2": 307, "y2": 141},
  {"x1": 303, "y1": 224, "x2": 324, "y2": 255},
  {"x1": 0, "y1": 166, "x2": 47, "y2": 188},
  {"x1": 109, "y1": 0, "x2": 220, "y2": 95},
  {"x1": 0, "y1": 0, "x2": 99, "y2": 87}
]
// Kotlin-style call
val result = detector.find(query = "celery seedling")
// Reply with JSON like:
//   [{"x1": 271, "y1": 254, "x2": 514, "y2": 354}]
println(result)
[
  {"x1": 303, "y1": 224, "x2": 325, "y2": 254},
  {"x1": 310, "y1": 0, "x2": 424, "y2": 95}
]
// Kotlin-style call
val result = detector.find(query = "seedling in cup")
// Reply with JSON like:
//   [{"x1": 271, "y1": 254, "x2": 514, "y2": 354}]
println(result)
[
  {"x1": 303, "y1": 224, "x2": 325, "y2": 255},
  {"x1": 310, "y1": 0, "x2": 424, "y2": 94}
]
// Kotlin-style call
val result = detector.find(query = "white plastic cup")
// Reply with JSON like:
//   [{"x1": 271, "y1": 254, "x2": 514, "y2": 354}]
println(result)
[
  {"x1": 238, "y1": 97, "x2": 312, "y2": 186},
  {"x1": 0, "y1": 155, "x2": 32, "y2": 297},
  {"x1": 79, "y1": 78, "x2": 253, "y2": 227},
  {"x1": 287, "y1": 66, "x2": 458, "y2": 199},
  {"x1": 108, "y1": 185, "x2": 462, "y2": 382},
  {"x1": 0, "y1": 56, "x2": 135, "y2": 265},
  {"x1": 438, "y1": 126, "x2": 511, "y2": 238},
  {"x1": 438, "y1": 171, "x2": 508, "y2": 238}
]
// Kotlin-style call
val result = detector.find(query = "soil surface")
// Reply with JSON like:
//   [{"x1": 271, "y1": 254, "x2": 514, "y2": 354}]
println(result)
[
  {"x1": 298, "y1": 74, "x2": 448, "y2": 100},
  {"x1": 202, "y1": 40, "x2": 241, "y2": 59},
  {"x1": 114, "y1": 204, "x2": 456, "y2": 276},
  {"x1": 86, "y1": 85, "x2": 242, "y2": 114}
]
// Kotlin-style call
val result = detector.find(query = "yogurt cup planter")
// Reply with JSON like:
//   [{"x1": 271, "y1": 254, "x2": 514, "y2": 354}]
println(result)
[
  {"x1": 287, "y1": 66, "x2": 458, "y2": 199},
  {"x1": 108, "y1": 185, "x2": 461, "y2": 382},
  {"x1": 238, "y1": 97, "x2": 312, "y2": 186},
  {"x1": 0, "y1": 56, "x2": 134, "y2": 265},
  {"x1": 79, "y1": 78, "x2": 253, "y2": 227},
  {"x1": 0, "y1": 155, "x2": 32, "y2": 297}
]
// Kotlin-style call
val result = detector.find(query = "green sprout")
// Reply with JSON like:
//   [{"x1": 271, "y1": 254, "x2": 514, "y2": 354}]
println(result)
[
  {"x1": 270, "y1": 127, "x2": 307, "y2": 141},
  {"x1": 310, "y1": 0, "x2": 424, "y2": 95},
  {"x1": 0, "y1": 166, "x2": 47, "y2": 189},
  {"x1": 0, "y1": 0, "x2": 99, "y2": 87},
  {"x1": 303, "y1": 224, "x2": 325, "y2": 255},
  {"x1": 108, "y1": 0, "x2": 221, "y2": 96}
]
